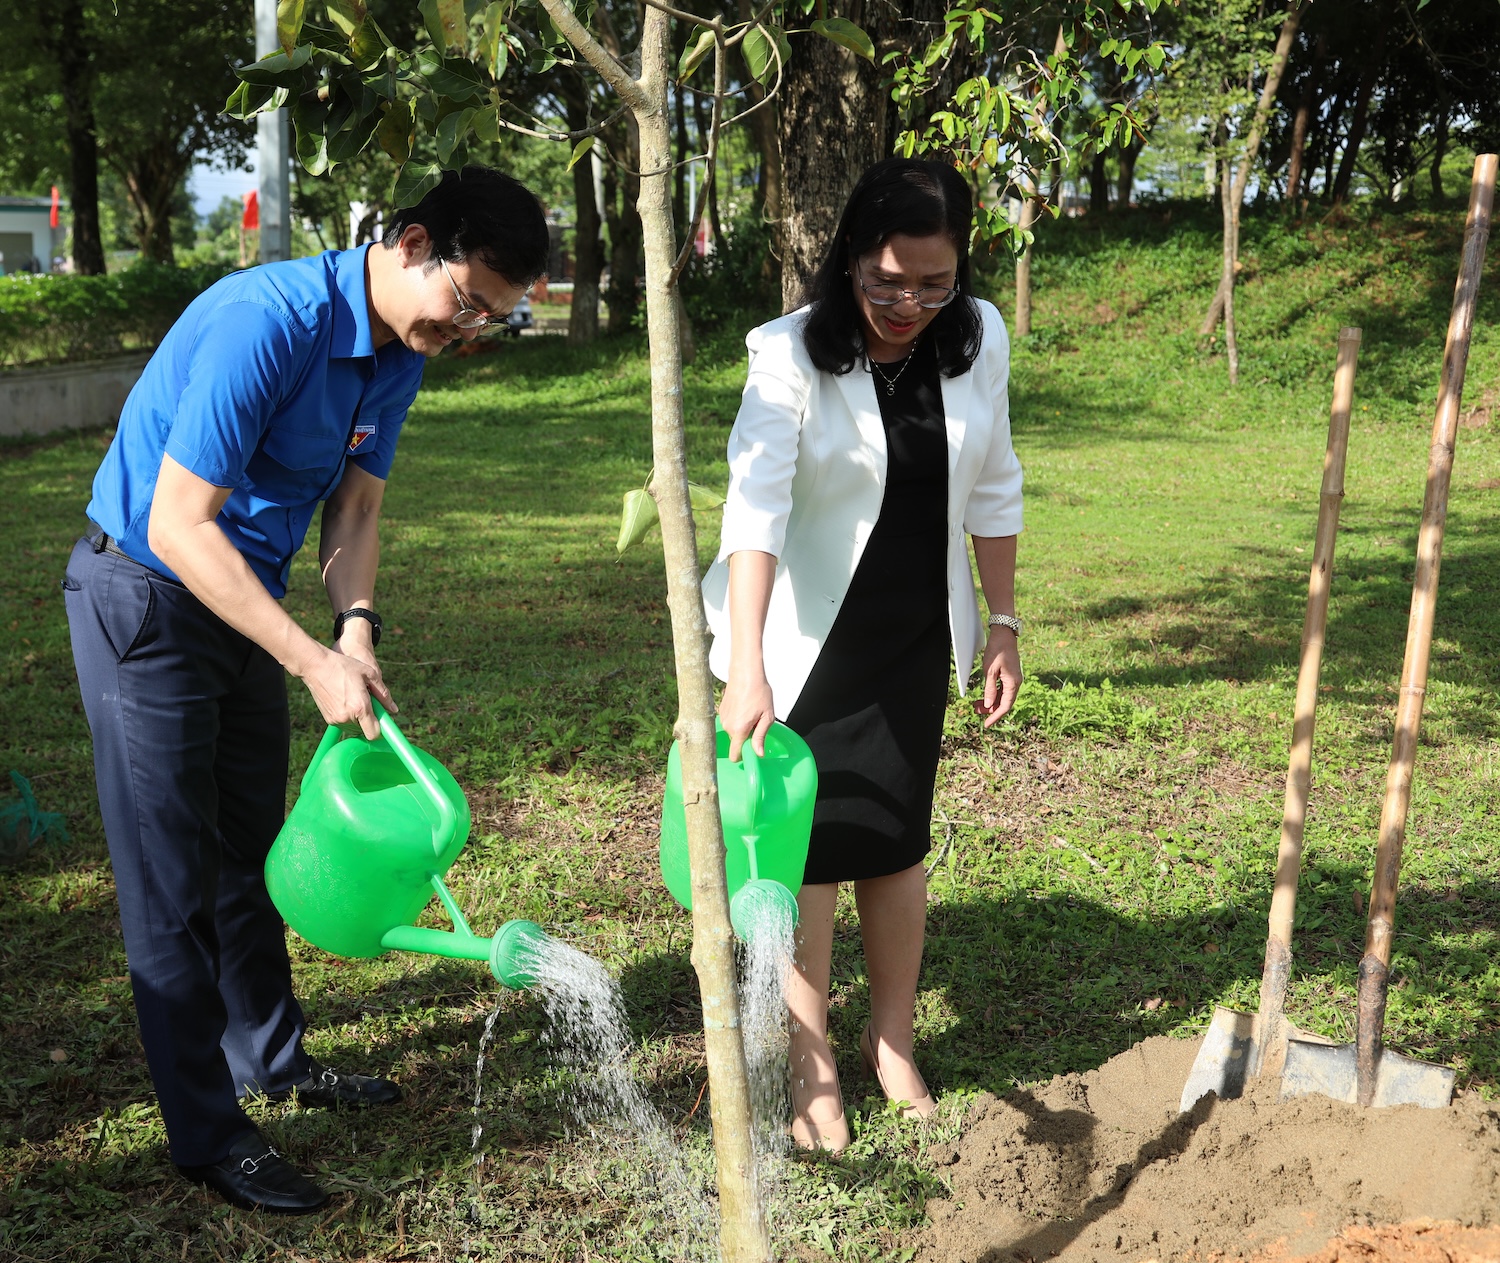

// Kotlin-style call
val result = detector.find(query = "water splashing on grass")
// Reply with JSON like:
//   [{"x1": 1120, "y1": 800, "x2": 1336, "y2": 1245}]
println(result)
[{"x1": 469, "y1": 925, "x2": 800, "y2": 1260}]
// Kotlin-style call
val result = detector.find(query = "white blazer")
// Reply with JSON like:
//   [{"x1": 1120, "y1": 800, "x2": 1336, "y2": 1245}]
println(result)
[{"x1": 703, "y1": 298, "x2": 1023, "y2": 718}]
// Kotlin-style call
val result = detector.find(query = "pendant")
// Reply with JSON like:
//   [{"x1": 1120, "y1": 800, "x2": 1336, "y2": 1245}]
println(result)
[{"x1": 885, "y1": 382, "x2": 895, "y2": 396}]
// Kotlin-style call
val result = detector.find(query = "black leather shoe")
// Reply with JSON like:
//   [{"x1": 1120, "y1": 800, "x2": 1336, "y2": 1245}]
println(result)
[
  {"x1": 178, "y1": 1131, "x2": 330, "y2": 1214},
  {"x1": 266, "y1": 1060, "x2": 403, "y2": 1109}
]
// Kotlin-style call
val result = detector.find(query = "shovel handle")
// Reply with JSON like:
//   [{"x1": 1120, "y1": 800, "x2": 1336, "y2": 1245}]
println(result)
[
  {"x1": 1266, "y1": 327, "x2": 1360, "y2": 956},
  {"x1": 1364, "y1": 154, "x2": 1497, "y2": 970}
]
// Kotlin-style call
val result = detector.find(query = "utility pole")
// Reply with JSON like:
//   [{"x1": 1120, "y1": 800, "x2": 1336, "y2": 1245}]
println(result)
[{"x1": 254, "y1": 0, "x2": 292, "y2": 264}]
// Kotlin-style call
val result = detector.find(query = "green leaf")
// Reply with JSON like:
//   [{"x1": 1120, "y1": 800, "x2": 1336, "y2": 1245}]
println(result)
[
  {"x1": 276, "y1": 0, "x2": 308, "y2": 52},
  {"x1": 470, "y1": 103, "x2": 500, "y2": 144},
  {"x1": 741, "y1": 24, "x2": 776, "y2": 85},
  {"x1": 326, "y1": 0, "x2": 367, "y2": 38},
  {"x1": 481, "y1": 2, "x2": 510, "y2": 79},
  {"x1": 687, "y1": 482, "x2": 725, "y2": 510},
  {"x1": 810, "y1": 17, "x2": 873, "y2": 61},
  {"x1": 377, "y1": 100, "x2": 414, "y2": 163},
  {"x1": 436, "y1": 106, "x2": 475, "y2": 163},
  {"x1": 294, "y1": 117, "x2": 330, "y2": 176},
  {"x1": 1144, "y1": 43, "x2": 1165, "y2": 72},
  {"x1": 616, "y1": 488, "x2": 659, "y2": 555},
  {"x1": 326, "y1": 103, "x2": 381, "y2": 164},
  {"x1": 237, "y1": 45, "x2": 314, "y2": 87},
  {"x1": 225, "y1": 80, "x2": 288, "y2": 119},
  {"x1": 566, "y1": 137, "x2": 595, "y2": 172},
  {"x1": 419, "y1": 0, "x2": 466, "y2": 54},
  {"x1": 347, "y1": 17, "x2": 389, "y2": 69},
  {"x1": 678, "y1": 27, "x2": 715, "y2": 80},
  {"x1": 414, "y1": 50, "x2": 486, "y2": 100},
  {"x1": 393, "y1": 160, "x2": 444, "y2": 208},
  {"x1": 536, "y1": 3, "x2": 567, "y2": 50}
]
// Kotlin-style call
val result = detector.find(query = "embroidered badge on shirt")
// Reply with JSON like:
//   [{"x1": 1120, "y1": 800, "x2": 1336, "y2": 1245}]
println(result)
[{"x1": 347, "y1": 421, "x2": 376, "y2": 453}]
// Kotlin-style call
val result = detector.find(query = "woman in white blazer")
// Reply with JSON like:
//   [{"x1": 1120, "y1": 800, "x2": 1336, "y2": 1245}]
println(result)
[{"x1": 706, "y1": 159, "x2": 1024, "y2": 1153}]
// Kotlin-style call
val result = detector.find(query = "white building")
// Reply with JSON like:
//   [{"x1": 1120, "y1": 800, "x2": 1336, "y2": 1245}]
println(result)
[{"x1": 0, "y1": 196, "x2": 67, "y2": 273}]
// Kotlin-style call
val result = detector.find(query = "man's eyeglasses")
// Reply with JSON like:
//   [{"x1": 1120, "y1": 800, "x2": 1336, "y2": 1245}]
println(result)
[
  {"x1": 440, "y1": 257, "x2": 492, "y2": 330},
  {"x1": 856, "y1": 260, "x2": 958, "y2": 310}
]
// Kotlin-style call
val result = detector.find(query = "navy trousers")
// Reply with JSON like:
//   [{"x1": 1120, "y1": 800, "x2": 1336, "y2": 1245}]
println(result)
[{"x1": 64, "y1": 536, "x2": 311, "y2": 1166}]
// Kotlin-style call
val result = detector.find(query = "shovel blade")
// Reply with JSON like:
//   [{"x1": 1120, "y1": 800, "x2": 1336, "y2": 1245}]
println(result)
[
  {"x1": 1280, "y1": 1037, "x2": 1455, "y2": 1109},
  {"x1": 1179, "y1": 1007, "x2": 1256, "y2": 1113}
]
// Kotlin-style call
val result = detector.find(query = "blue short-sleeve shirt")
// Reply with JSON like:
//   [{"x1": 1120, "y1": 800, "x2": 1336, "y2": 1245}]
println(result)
[{"x1": 87, "y1": 246, "x2": 426, "y2": 597}]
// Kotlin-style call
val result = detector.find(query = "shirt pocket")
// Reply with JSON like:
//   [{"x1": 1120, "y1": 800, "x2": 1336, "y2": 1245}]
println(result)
[{"x1": 253, "y1": 421, "x2": 349, "y2": 504}]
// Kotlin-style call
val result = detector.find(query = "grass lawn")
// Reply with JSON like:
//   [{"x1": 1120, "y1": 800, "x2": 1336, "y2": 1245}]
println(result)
[{"x1": 3, "y1": 196, "x2": 1500, "y2": 1261}]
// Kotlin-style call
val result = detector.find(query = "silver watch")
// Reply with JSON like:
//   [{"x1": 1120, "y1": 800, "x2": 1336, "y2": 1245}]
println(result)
[{"x1": 987, "y1": 613, "x2": 1023, "y2": 635}]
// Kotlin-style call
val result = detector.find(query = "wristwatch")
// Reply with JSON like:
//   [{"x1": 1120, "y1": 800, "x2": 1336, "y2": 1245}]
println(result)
[
  {"x1": 987, "y1": 613, "x2": 1023, "y2": 636},
  {"x1": 333, "y1": 607, "x2": 382, "y2": 647}
]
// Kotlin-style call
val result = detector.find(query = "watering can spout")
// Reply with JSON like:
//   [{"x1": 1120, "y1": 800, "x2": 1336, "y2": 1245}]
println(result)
[{"x1": 378, "y1": 917, "x2": 550, "y2": 990}]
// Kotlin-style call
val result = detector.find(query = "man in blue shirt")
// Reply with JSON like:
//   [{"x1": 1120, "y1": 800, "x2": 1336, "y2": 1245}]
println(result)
[{"x1": 63, "y1": 167, "x2": 549, "y2": 1214}]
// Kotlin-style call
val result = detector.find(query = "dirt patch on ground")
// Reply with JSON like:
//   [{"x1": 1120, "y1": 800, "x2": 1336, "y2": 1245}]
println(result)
[{"x1": 918, "y1": 1036, "x2": 1500, "y2": 1263}]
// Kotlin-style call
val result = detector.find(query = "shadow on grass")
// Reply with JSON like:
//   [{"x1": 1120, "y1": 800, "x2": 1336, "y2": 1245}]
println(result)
[{"x1": 1053, "y1": 526, "x2": 1500, "y2": 741}]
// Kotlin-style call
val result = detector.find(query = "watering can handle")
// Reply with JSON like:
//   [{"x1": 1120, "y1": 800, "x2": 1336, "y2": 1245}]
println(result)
[
  {"x1": 741, "y1": 741, "x2": 762, "y2": 836},
  {"x1": 372, "y1": 700, "x2": 461, "y2": 859}
]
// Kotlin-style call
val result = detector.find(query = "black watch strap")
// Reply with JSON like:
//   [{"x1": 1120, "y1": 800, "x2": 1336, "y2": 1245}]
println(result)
[{"x1": 333, "y1": 607, "x2": 382, "y2": 647}]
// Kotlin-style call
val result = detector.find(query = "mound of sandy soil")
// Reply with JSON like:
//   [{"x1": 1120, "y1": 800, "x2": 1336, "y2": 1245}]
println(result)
[{"x1": 917, "y1": 1036, "x2": 1500, "y2": 1262}]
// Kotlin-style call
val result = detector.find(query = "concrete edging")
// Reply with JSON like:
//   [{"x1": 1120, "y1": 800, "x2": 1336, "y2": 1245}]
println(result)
[{"x1": 0, "y1": 352, "x2": 152, "y2": 439}]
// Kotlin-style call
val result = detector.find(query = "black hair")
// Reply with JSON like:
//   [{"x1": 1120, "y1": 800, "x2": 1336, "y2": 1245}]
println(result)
[
  {"x1": 801, "y1": 157, "x2": 983, "y2": 379},
  {"x1": 383, "y1": 166, "x2": 550, "y2": 289}
]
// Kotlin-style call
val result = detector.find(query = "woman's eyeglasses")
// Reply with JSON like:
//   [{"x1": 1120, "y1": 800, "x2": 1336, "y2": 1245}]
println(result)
[
  {"x1": 856, "y1": 261, "x2": 957, "y2": 309},
  {"x1": 440, "y1": 257, "x2": 492, "y2": 329}
]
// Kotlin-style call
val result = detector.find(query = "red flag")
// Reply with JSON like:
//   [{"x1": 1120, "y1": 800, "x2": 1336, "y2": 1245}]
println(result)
[
  {"x1": 49, "y1": 186, "x2": 59, "y2": 229},
  {"x1": 241, "y1": 190, "x2": 259, "y2": 231}
]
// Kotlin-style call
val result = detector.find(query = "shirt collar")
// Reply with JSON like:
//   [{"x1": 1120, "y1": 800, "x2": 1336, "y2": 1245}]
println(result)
[{"x1": 330, "y1": 244, "x2": 376, "y2": 360}]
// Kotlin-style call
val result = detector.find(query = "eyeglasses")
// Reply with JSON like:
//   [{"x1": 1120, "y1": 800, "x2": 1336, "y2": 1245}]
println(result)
[
  {"x1": 440, "y1": 257, "x2": 492, "y2": 330},
  {"x1": 856, "y1": 260, "x2": 958, "y2": 309}
]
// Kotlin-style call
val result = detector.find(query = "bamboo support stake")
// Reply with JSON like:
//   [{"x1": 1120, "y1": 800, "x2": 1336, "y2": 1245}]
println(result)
[
  {"x1": 1356, "y1": 153, "x2": 1497, "y2": 1108},
  {"x1": 1251, "y1": 327, "x2": 1360, "y2": 1078}
]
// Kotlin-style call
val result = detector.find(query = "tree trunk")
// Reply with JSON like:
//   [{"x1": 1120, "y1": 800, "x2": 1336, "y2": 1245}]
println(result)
[
  {"x1": 736, "y1": 0, "x2": 782, "y2": 284},
  {"x1": 1116, "y1": 136, "x2": 1142, "y2": 209},
  {"x1": 1089, "y1": 149, "x2": 1110, "y2": 214},
  {"x1": 534, "y1": 2, "x2": 770, "y2": 1257},
  {"x1": 604, "y1": 113, "x2": 643, "y2": 334},
  {"x1": 118, "y1": 146, "x2": 189, "y2": 265},
  {"x1": 634, "y1": 9, "x2": 767, "y2": 1260},
  {"x1": 1014, "y1": 192, "x2": 1036, "y2": 337},
  {"x1": 565, "y1": 91, "x2": 603, "y2": 345},
  {"x1": 1430, "y1": 89, "x2": 1450, "y2": 202},
  {"x1": 1329, "y1": 3, "x2": 1391, "y2": 205},
  {"x1": 1221, "y1": 154, "x2": 1239, "y2": 385},
  {"x1": 1285, "y1": 31, "x2": 1324, "y2": 204},
  {"x1": 673, "y1": 83, "x2": 689, "y2": 239},
  {"x1": 42, "y1": 0, "x2": 105, "y2": 274},
  {"x1": 1201, "y1": 0, "x2": 1303, "y2": 337},
  {"x1": 692, "y1": 89, "x2": 724, "y2": 254},
  {"x1": 777, "y1": 5, "x2": 887, "y2": 311}
]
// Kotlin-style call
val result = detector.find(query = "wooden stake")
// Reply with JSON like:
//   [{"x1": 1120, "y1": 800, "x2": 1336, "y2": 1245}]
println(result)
[
  {"x1": 1252, "y1": 326, "x2": 1360, "y2": 1078},
  {"x1": 1356, "y1": 153, "x2": 1497, "y2": 1107}
]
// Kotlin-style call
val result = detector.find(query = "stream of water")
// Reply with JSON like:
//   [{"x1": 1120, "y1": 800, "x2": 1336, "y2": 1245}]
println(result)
[{"x1": 468, "y1": 924, "x2": 798, "y2": 1260}]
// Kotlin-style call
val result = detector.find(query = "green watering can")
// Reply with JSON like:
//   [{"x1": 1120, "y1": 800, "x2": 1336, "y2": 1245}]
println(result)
[
  {"x1": 660, "y1": 720, "x2": 817, "y2": 941},
  {"x1": 265, "y1": 702, "x2": 547, "y2": 988}
]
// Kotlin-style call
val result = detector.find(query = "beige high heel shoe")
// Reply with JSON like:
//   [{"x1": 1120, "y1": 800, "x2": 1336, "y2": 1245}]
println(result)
[
  {"x1": 860, "y1": 1022, "x2": 936, "y2": 1119},
  {"x1": 789, "y1": 1042, "x2": 849, "y2": 1154}
]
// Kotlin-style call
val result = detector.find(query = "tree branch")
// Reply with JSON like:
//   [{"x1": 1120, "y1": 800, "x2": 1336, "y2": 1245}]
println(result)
[
  {"x1": 490, "y1": 99, "x2": 631, "y2": 143},
  {"x1": 537, "y1": 0, "x2": 648, "y2": 113},
  {"x1": 670, "y1": 21, "x2": 726, "y2": 284}
]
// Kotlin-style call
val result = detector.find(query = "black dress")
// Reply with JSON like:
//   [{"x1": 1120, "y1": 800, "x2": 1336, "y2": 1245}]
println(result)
[{"x1": 786, "y1": 336, "x2": 951, "y2": 884}]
